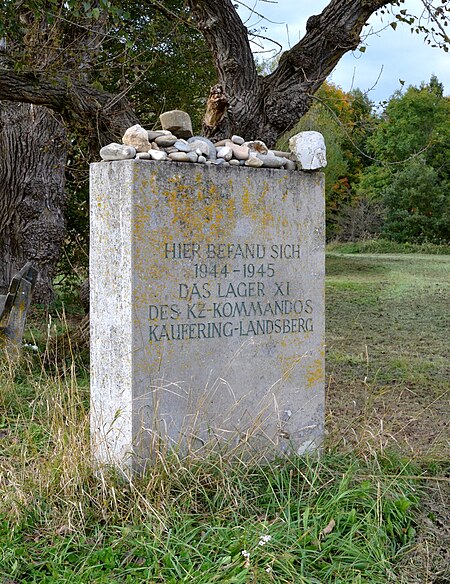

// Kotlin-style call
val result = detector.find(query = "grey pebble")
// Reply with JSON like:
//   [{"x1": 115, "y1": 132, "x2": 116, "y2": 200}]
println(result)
[
  {"x1": 231, "y1": 135, "x2": 245, "y2": 145},
  {"x1": 188, "y1": 136, "x2": 216, "y2": 159},
  {"x1": 169, "y1": 152, "x2": 191, "y2": 162},
  {"x1": 155, "y1": 134, "x2": 178, "y2": 147},
  {"x1": 174, "y1": 139, "x2": 192, "y2": 153}
]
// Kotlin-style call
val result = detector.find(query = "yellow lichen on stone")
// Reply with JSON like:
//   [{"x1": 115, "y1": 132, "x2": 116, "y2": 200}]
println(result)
[
  {"x1": 161, "y1": 174, "x2": 237, "y2": 239},
  {"x1": 241, "y1": 181, "x2": 274, "y2": 230},
  {"x1": 279, "y1": 352, "x2": 305, "y2": 381},
  {"x1": 306, "y1": 358, "x2": 324, "y2": 387}
]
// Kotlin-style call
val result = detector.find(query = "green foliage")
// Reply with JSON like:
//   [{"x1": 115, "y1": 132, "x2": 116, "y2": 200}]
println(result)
[
  {"x1": 356, "y1": 166, "x2": 391, "y2": 202},
  {"x1": 96, "y1": 0, "x2": 216, "y2": 131},
  {"x1": 358, "y1": 76, "x2": 450, "y2": 244},
  {"x1": 326, "y1": 238, "x2": 450, "y2": 255},
  {"x1": 367, "y1": 76, "x2": 449, "y2": 167},
  {"x1": 277, "y1": 82, "x2": 377, "y2": 241},
  {"x1": 382, "y1": 157, "x2": 450, "y2": 243}
]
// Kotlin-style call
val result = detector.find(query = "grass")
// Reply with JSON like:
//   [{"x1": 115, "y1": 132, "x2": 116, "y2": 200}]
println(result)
[
  {"x1": 1, "y1": 252, "x2": 449, "y2": 583},
  {"x1": 326, "y1": 239, "x2": 450, "y2": 255},
  {"x1": 0, "y1": 363, "x2": 423, "y2": 583},
  {"x1": 325, "y1": 253, "x2": 449, "y2": 459}
]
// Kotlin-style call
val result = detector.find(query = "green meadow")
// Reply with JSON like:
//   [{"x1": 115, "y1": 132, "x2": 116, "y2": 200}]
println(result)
[{"x1": 0, "y1": 253, "x2": 448, "y2": 583}]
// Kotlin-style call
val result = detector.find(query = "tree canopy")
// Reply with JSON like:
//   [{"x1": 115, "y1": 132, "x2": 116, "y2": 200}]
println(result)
[
  {"x1": 360, "y1": 76, "x2": 450, "y2": 243},
  {"x1": 0, "y1": 0, "x2": 449, "y2": 297},
  {"x1": 1, "y1": 0, "x2": 449, "y2": 146}
]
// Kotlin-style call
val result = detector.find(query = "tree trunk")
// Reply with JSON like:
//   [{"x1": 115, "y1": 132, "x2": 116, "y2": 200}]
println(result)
[
  {"x1": 0, "y1": 102, "x2": 67, "y2": 303},
  {"x1": 188, "y1": 0, "x2": 392, "y2": 146}
]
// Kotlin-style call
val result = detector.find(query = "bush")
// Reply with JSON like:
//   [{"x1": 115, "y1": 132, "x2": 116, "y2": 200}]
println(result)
[
  {"x1": 335, "y1": 197, "x2": 384, "y2": 242},
  {"x1": 382, "y1": 158, "x2": 450, "y2": 244}
]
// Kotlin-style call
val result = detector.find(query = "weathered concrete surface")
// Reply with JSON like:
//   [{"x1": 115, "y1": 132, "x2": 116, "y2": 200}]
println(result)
[{"x1": 90, "y1": 161, "x2": 325, "y2": 470}]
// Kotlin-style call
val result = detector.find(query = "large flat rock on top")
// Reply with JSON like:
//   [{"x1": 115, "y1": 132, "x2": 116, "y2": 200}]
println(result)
[{"x1": 90, "y1": 160, "x2": 325, "y2": 470}]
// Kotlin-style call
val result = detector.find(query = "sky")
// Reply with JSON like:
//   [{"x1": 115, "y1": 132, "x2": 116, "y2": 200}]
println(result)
[{"x1": 237, "y1": 0, "x2": 450, "y2": 103}]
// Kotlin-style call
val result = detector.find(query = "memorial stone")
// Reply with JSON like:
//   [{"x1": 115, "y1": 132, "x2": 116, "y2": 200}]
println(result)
[{"x1": 90, "y1": 161, "x2": 325, "y2": 470}]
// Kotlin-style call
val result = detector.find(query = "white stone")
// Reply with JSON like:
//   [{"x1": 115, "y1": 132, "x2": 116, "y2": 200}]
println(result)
[
  {"x1": 122, "y1": 124, "x2": 151, "y2": 153},
  {"x1": 189, "y1": 140, "x2": 210, "y2": 158},
  {"x1": 289, "y1": 131, "x2": 327, "y2": 170},
  {"x1": 100, "y1": 143, "x2": 136, "y2": 161},
  {"x1": 174, "y1": 139, "x2": 192, "y2": 153},
  {"x1": 245, "y1": 156, "x2": 264, "y2": 168},
  {"x1": 225, "y1": 141, "x2": 250, "y2": 161},
  {"x1": 149, "y1": 149, "x2": 167, "y2": 161},
  {"x1": 217, "y1": 146, "x2": 233, "y2": 161},
  {"x1": 188, "y1": 136, "x2": 216, "y2": 159},
  {"x1": 136, "y1": 152, "x2": 151, "y2": 159},
  {"x1": 159, "y1": 110, "x2": 193, "y2": 139}
]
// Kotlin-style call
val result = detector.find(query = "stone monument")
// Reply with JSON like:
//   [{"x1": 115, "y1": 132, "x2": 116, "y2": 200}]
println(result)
[{"x1": 90, "y1": 160, "x2": 325, "y2": 470}]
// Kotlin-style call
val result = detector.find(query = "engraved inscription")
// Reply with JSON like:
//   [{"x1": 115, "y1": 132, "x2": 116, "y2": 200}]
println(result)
[{"x1": 149, "y1": 242, "x2": 313, "y2": 342}]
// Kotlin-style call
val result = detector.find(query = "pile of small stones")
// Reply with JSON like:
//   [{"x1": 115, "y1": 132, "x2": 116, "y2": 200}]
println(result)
[{"x1": 99, "y1": 110, "x2": 327, "y2": 171}]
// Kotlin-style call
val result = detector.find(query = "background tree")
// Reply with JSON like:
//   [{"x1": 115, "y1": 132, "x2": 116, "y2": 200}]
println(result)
[
  {"x1": 277, "y1": 82, "x2": 377, "y2": 240},
  {"x1": 382, "y1": 157, "x2": 449, "y2": 242},
  {"x1": 358, "y1": 75, "x2": 450, "y2": 243},
  {"x1": 0, "y1": 103, "x2": 67, "y2": 302},
  {"x1": 0, "y1": 0, "x2": 449, "y2": 296}
]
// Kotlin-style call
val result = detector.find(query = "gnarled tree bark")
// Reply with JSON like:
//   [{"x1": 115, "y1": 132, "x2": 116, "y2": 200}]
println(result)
[
  {"x1": 0, "y1": 69, "x2": 139, "y2": 148},
  {"x1": 0, "y1": 102, "x2": 67, "y2": 302}
]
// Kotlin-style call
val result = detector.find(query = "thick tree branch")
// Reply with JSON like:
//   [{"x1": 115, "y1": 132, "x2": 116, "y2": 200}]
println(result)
[
  {"x1": 187, "y1": 0, "x2": 396, "y2": 144},
  {"x1": 267, "y1": 0, "x2": 393, "y2": 91},
  {"x1": 0, "y1": 68, "x2": 138, "y2": 145},
  {"x1": 187, "y1": 0, "x2": 260, "y2": 118},
  {"x1": 260, "y1": 0, "x2": 394, "y2": 138}
]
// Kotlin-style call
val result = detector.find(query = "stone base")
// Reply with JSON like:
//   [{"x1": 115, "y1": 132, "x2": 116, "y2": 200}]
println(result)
[{"x1": 90, "y1": 161, "x2": 325, "y2": 470}]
